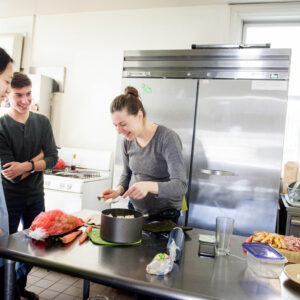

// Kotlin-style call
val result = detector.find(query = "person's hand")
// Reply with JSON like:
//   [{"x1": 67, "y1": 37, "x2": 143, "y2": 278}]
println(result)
[
  {"x1": 123, "y1": 182, "x2": 158, "y2": 200},
  {"x1": 101, "y1": 189, "x2": 121, "y2": 201},
  {"x1": 2, "y1": 161, "x2": 29, "y2": 180},
  {"x1": 0, "y1": 229, "x2": 2, "y2": 236}
]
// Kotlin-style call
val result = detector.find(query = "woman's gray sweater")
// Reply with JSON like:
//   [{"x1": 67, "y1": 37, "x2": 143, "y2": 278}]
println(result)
[{"x1": 118, "y1": 125, "x2": 187, "y2": 214}]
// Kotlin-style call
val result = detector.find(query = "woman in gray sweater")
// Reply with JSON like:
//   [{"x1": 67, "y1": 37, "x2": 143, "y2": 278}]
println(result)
[{"x1": 102, "y1": 86, "x2": 187, "y2": 223}]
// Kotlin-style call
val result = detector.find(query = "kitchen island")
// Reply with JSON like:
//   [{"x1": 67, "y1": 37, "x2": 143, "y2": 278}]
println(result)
[{"x1": 0, "y1": 216, "x2": 299, "y2": 300}]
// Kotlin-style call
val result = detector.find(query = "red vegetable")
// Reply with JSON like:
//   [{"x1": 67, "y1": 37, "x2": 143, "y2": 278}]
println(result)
[
  {"x1": 243, "y1": 235, "x2": 253, "y2": 254},
  {"x1": 86, "y1": 225, "x2": 93, "y2": 233},
  {"x1": 78, "y1": 226, "x2": 93, "y2": 245},
  {"x1": 245, "y1": 235, "x2": 253, "y2": 243},
  {"x1": 60, "y1": 230, "x2": 82, "y2": 244},
  {"x1": 79, "y1": 233, "x2": 88, "y2": 245}
]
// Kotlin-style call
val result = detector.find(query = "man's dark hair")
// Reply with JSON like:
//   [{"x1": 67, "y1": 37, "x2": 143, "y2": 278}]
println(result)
[
  {"x1": 0, "y1": 47, "x2": 14, "y2": 74},
  {"x1": 11, "y1": 72, "x2": 32, "y2": 89}
]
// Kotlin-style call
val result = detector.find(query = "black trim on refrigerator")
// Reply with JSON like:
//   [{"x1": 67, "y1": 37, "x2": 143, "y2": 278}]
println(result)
[{"x1": 185, "y1": 79, "x2": 199, "y2": 226}]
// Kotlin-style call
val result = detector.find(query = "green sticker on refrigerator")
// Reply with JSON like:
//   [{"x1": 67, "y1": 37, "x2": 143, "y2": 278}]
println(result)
[{"x1": 142, "y1": 84, "x2": 152, "y2": 93}]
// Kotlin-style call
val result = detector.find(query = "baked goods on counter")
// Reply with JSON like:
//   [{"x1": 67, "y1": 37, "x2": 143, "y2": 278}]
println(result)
[
  {"x1": 250, "y1": 231, "x2": 300, "y2": 263},
  {"x1": 253, "y1": 231, "x2": 300, "y2": 251}
]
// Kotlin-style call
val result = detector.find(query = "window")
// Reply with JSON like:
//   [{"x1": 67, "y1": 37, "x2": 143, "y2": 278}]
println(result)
[{"x1": 243, "y1": 22, "x2": 300, "y2": 164}]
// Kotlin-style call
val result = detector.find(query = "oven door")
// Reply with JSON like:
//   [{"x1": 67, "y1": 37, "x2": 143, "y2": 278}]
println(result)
[
  {"x1": 44, "y1": 189, "x2": 83, "y2": 214},
  {"x1": 287, "y1": 214, "x2": 300, "y2": 237}
]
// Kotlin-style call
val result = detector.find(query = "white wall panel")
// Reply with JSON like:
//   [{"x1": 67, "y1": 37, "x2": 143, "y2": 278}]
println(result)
[
  {"x1": 28, "y1": 5, "x2": 230, "y2": 151},
  {"x1": 0, "y1": 16, "x2": 34, "y2": 72}
]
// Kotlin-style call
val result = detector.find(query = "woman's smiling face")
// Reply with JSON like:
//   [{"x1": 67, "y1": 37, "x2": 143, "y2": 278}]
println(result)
[
  {"x1": 0, "y1": 62, "x2": 13, "y2": 101},
  {"x1": 111, "y1": 109, "x2": 143, "y2": 140}
]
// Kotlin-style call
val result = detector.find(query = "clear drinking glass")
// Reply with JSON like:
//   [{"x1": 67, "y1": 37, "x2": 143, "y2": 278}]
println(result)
[
  {"x1": 87, "y1": 295, "x2": 109, "y2": 300},
  {"x1": 215, "y1": 217, "x2": 234, "y2": 256}
]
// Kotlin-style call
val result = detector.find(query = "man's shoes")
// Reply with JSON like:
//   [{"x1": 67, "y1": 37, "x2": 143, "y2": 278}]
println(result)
[{"x1": 20, "y1": 289, "x2": 39, "y2": 300}]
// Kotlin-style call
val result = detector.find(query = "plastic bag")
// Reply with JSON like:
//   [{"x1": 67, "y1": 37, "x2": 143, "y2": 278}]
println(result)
[
  {"x1": 146, "y1": 239, "x2": 176, "y2": 276},
  {"x1": 29, "y1": 210, "x2": 84, "y2": 240}
]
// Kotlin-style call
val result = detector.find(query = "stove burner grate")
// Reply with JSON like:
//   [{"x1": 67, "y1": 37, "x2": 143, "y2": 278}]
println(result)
[{"x1": 44, "y1": 168, "x2": 101, "y2": 179}]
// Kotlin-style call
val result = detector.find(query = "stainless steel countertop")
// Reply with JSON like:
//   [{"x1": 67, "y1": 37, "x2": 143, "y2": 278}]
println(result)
[{"x1": 0, "y1": 219, "x2": 300, "y2": 299}]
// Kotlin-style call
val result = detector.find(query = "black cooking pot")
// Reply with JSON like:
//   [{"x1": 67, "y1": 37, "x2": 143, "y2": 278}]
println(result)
[{"x1": 100, "y1": 208, "x2": 143, "y2": 243}]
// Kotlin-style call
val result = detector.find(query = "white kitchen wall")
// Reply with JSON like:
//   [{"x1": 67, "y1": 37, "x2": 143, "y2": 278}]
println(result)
[
  {"x1": 28, "y1": 5, "x2": 230, "y2": 152},
  {"x1": 0, "y1": 6, "x2": 230, "y2": 151},
  {"x1": 0, "y1": 16, "x2": 34, "y2": 72}
]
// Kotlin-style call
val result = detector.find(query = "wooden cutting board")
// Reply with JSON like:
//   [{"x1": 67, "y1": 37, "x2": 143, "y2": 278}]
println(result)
[{"x1": 277, "y1": 248, "x2": 300, "y2": 263}]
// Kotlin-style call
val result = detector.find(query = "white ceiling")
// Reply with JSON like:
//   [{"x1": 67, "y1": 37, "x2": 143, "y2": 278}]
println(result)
[{"x1": 0, "y1": 0, "x2": 298, "y2": 17}]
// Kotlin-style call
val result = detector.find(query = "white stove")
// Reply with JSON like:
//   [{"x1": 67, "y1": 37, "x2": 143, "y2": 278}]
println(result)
[
  {"x1": 44, "y1": 168, "x2": 106, "y2": 192},
  {"x1": 45, "y1": 168, "x2": 102, "y2": 179},
  {"x1": 44, "y1": 148, "x2": 113, "y2": 214}
]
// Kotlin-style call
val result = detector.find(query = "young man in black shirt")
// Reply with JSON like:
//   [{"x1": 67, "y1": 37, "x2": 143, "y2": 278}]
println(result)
[{"x1": 0, "y1": 72, "x2": 58, "y2": 299}]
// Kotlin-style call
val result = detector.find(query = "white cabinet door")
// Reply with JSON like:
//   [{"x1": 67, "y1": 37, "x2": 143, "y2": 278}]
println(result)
[
  {"x1": 0, "y1": 34, "x2": 23, "y2": 71},
  {"x1": 44, "y1": 189, "x2": 83, "y2": 214}
]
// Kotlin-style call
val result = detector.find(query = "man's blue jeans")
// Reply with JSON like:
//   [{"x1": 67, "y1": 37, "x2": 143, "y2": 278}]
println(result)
[
  {"x1": 6, "y1": 197, "x2": 45, "y2": 292},
  {"x1": 6, "y1": 197, "x2": 45, "y2": 234}
]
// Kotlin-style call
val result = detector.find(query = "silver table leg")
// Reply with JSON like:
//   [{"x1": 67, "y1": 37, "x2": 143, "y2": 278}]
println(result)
[
  {"x1": 4, "y1": 259, "x2": 16, "y2": 300},
  {"x1": 83, "y1": 279, "x2": 90, "y2": 300}
]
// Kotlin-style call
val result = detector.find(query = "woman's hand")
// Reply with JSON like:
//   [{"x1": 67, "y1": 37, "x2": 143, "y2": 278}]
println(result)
[
  {"x1": 101, "y1": 186, "x2": 124, "y2": 201},
  {"x1": 123, "y1": 182, "x2": 158, "y2": 200}
]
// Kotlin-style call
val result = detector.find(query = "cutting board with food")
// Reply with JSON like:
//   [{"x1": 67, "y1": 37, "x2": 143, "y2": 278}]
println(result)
[{"x1": 247, "y1": 231, "x2": 300, "y2": 263}]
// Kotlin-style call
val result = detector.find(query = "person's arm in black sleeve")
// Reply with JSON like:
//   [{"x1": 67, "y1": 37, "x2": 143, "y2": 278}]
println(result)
[
  {"x1": 2, "y1": 118, "x2": 57, "y2": 181},
  {"x1": 0, "y1": 126, "x2": 24, "y2": 182},
  {"x1": 0, "y1": 128, "x2": 47, "y2": 182},
  {"x1": 40, "y1": 118, "x2": 58, "y2": 170}
]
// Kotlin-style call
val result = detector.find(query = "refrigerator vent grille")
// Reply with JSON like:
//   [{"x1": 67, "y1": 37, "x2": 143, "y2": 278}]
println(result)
[{"x1": 123, "y1": 48, "x2": 291, "y2": 80}]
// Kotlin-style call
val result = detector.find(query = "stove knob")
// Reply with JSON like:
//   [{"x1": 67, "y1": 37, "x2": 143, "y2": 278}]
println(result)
[
  {"x1": 67, "y1": 184, "x2": 72, "y2": 190},
  {"x1": 59, "y1": 183, "x2": 65, "y2": 189},
  {"x1": 45, "y1": 181, "x2": 51, "y2": 187}
]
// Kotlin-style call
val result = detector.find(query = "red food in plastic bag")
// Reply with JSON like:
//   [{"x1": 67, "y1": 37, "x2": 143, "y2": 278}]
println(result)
[{"x1": 30, "y1": 210, "x2": 84, "y2": 237}]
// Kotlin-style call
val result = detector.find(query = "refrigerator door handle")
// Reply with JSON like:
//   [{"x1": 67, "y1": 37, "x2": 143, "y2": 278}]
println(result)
[
  {"x1": 291, "y1": 217, "x2": 300, "y2": 226},
  {"x1": 199, "y1": 169, "x2": 236, "y2": 176}
]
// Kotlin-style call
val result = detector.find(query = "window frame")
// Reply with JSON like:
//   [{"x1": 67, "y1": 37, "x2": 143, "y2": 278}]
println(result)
[{"x1": 230, "y1": 3, "x2": 300, "y2": 166}]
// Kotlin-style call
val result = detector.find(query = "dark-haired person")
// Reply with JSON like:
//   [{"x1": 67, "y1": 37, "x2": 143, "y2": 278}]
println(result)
[
  {"x1": 0, "y1": 47, "x2": 13, "y2": 300},
  {"x1": 0, "y1": 72, "x2": 58, "y2": 300},
  {"x1": 101, "y1": 86, "x2": 187, "y2": 223}
]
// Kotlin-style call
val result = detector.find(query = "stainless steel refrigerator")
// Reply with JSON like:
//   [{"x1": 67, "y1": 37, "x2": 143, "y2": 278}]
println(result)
[{"x1": 117, "y1": 47, "x2": 291, "y2": 236}]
